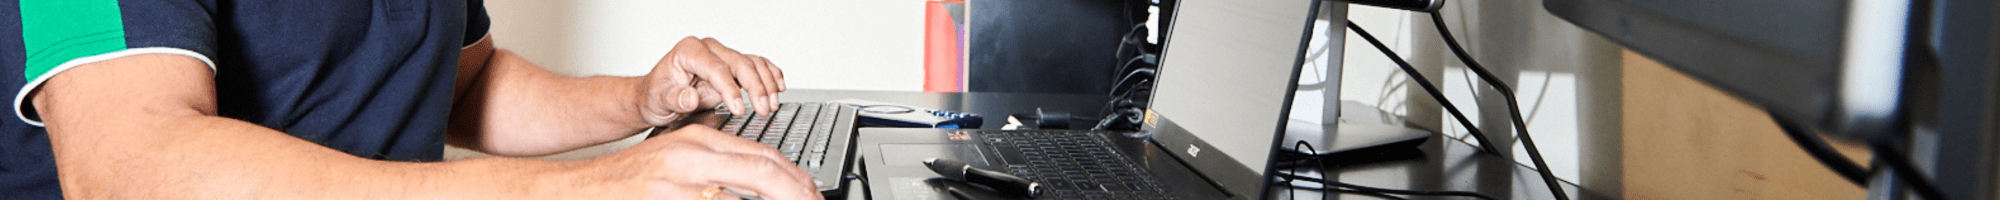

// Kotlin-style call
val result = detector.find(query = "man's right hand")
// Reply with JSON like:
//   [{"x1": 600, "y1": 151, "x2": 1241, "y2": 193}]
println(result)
[{"x1": 585, "y1": 124, "x2": 822, "y2": 200}]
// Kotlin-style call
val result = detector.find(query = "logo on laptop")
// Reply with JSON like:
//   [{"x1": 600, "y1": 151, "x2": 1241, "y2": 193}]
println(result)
[
  {"x1": 947, "y1": 131, "x2": 972, "y2": 141},
  {"x1": 1143, "y1": 109, "x2": 1158, "y2": 129},
  {"x1": 1187, "y1": 144, "x2": 1201, "y2": 158}
]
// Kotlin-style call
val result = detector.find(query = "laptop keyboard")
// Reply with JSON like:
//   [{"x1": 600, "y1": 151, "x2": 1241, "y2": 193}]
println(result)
[
  {"x1": 984, "y1": 131, "x2": 1172, "y2": 199},
  {"x1": 718, "y1": 102, "x2": 840, "y2": 168}
]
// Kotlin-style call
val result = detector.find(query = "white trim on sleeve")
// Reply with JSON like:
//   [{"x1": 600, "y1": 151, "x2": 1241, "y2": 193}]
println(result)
[{"x1": 14, "y1": 47, "x2": 216, "y2": 126}]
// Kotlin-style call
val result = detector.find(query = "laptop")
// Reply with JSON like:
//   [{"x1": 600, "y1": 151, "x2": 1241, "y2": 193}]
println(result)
[
  {"x1": 858, "y1": 0, "x2": 1326, "y2": 199},
  {"x1": 647, "y1": 102, "x2": 862, "y2": 195}
]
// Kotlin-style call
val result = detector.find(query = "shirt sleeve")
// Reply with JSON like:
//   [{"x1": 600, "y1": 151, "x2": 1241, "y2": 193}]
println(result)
[{"x1": 6, "y1": 0, "x2": 218, "y2": 126}]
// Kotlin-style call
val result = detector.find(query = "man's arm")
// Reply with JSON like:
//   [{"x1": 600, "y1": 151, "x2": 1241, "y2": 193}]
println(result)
[
  {"x1": 34, "y1": 54, "x2": 584, "y2": 199},
  {"x1": 448, "y1": 35, "x2": 786, "y2": 156},
  {"x1": 447, "y1": 35, "x2": 655, "y2": 156},
  {"x1": 35, "y1": 54, "x2": 822, "y2": 199}
]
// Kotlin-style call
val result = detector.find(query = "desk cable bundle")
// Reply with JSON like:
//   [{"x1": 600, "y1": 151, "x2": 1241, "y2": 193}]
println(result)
[
  {"x1": 1271, "y1": 1, "x2": 1574, "y2": 199},
  {"x1": 1097, "y1": 4, "x2": 1162, "y2": 132}
]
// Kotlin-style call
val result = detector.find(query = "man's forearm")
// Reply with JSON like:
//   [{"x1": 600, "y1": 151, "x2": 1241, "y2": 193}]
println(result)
[
  {"x1": 33, "y1": 54, "x2": 616, "y2": 199},
  {"x1": 448, "y1": 48, "x2": 654, "y2": 156},
  {"x1": 50, "y1": 115, "x2": 603, "y2": 199}
]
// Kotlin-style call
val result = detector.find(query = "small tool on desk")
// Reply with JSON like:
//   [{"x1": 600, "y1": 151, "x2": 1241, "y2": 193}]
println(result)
[{"x1": 923, "y1": 158, "x2": 1042, "y2": 198}]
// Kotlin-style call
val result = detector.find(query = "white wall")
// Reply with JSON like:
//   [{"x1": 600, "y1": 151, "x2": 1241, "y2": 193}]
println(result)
[{"x1": 485, "y1": 0, "x2": 928, "y2": 92}]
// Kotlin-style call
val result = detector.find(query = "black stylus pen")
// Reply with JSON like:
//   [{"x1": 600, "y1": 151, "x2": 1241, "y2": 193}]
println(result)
[{"x1": 924, "y1": 158, "x2": 1042, "y2": 198}]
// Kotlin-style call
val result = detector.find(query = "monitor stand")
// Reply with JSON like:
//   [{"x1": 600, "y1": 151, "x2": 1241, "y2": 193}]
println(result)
[{"x1": 1280, "y1": 101, "x2": 1435, "y2": 156}]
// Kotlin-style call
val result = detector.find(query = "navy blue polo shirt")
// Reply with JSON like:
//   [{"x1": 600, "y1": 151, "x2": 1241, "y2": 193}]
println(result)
[{"x1": 1, "y1": 0, "x2": 490, "y2": 198}]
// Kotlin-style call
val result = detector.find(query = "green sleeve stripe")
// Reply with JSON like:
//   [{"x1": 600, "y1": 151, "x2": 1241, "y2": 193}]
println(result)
[{"x1": 19, "y1": 0, "x2": 128, "y2": 81}]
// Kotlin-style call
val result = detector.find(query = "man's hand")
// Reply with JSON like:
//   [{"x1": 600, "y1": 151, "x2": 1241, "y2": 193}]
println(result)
[
  {"x1": 587, "y1": 125, "x2": 821, "y2": 200},
  {"x1": 449, "y1": 35, "x2": 789, "y2": 156},
  {"x1": 640, "y1": 36, "x2": 786, "y2": 126}
]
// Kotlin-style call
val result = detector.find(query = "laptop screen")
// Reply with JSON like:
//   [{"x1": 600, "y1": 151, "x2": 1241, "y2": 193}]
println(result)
[{"x1": 1149, "y1": 0, "x2": 1318, "y2": 181}]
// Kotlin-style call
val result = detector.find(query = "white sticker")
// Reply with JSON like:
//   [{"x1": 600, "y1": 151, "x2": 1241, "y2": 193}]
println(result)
[{"x1": 1187, "y1": 144, "x2": 1202, "y2": 157}]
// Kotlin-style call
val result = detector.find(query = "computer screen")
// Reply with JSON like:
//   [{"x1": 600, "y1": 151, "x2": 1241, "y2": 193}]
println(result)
[
  {"x1": 1546, "y1": 1, "x2": 2000, "y2": 199},
  {"x1": 1148, "y1": 0, "x2": 1319, "y2": 176}
]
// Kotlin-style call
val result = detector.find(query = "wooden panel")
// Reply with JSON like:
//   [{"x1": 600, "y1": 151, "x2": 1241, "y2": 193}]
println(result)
[{"x1": 1620, "y1": 50, "x2": 1871, "y2": 199}]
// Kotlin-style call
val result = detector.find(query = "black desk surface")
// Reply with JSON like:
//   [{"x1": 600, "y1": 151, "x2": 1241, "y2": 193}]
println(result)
[{"x1": 777, "y1": 89, "x2": 1592, "y2": 200}]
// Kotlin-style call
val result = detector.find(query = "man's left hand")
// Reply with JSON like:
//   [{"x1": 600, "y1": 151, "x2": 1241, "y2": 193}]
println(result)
[{"x1": 639, "y1": 36, "x2": 786, "y2": 126}]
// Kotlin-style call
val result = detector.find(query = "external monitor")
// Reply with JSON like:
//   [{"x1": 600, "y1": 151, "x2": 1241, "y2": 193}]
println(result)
[{"x1": 1543, "y1": 0, "x2": 1910, "y2": 139}]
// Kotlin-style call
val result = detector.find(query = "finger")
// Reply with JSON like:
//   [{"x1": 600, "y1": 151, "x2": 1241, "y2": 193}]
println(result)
[
  {"x1": 743, "y1": 55, "x2": 778, "y2": 106},
  {"x1": 692, "y1": 81, "x2": 727, "y2": 110},
  {"x1": 676, "y1": 127, "x2": 792, "y2": 170},
  {"x1": 641, "y1": 86, "x2": 699, "y2": 125},
  {"x1": 746, "y1": 55, "x2": 781, "y2": 97},
  {"x1": 687, "y1": 153, "x2": 822, "y2": 200},
  {"x1": 671, "y1": 37, "x2": 747, "y2": 115},
  {"x1": 677, "y1": 127, "x2": 814, "y2": 188},
  {"x1": 657, "y1": 77, "x2": 702, "y2": 113},
  {"x1": 712, "y1": 140, "x2": 816, "y2": 190},
  {"x1": 660, "y1": 127, "x2": 818, "y2": 200},
  {"x1": 757, "y1": 56, "x2": 786, "y2": 92},
  {"x1": 699, "y1": 38, "x2": 774, "y2": 115}
]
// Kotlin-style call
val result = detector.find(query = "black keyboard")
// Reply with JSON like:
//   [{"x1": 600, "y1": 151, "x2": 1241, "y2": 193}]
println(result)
[
  {"x1": 718, "y1": 102, "x2": 841, "y2": 168},
  {"x1": 984, "y1": 131, "x2": 1172, "y2": 200}
]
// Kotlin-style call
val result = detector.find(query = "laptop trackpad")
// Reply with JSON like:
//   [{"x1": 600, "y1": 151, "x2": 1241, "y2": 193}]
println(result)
[{"x1": 879, "y1": 144, "x2": 992, "y2": 167}]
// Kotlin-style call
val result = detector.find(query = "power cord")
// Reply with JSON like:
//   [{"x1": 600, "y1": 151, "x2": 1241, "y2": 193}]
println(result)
[
  {"x1": 1343, "y1": 21, "x2": 1501, "y2": 155},
  {"x1": 1097, "y1": 72, "x2": 1154, "y2": 131},
  {"x1": 1282, "y1": 141, "x2": 1500, "y2": 200},
  {"x1": 1772, "y1": 112, "x2": 1946, "y2": 200},
  {"x1": 1110, "y1": 68, "x2": 1157, "y2": 98},
  {"x1": 1769, "y1": 114, "x2": 1872, "y2": 185},
  {"x1": 1350, "y1": 20, "x2": 1569, "y2": 200},
  {"x1": 1418, "y1": 9, "x2": 1571, "y2": 199},
  {"x1": 1278, "y1": 174, "x2": 1498, "y2": 200},
  {"x1": 1288, "y1": 185, "x2": 1411, "y2": 200},
  {"x1": 845, "y1": 173, "x2": 868, "y2": 186},
  {"x1": 1285, "y1": 141, "x2": 1327, "y2": 200},
  {"x1": 1869, "y1": 138, "x2": 1951, "y2": 200}
]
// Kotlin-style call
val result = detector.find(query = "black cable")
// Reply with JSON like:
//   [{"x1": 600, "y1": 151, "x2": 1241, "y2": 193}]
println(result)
[
  {"x1": 1773, "y1": 111, "x2": 1947, "y2": 199},
  {"x1": 1289, "y1": 141, "x2": 1323, "y2": 200},
  {"x1": 1422, "y1": 11, "x2": 1569, "y2": 200},
  {"x1": 1341, "y1": 21, "x2": 1503, "y2": 155},
  {"x1": 1870, "y1": 140, "x2": 1951, "y2": 200},
  {"x1": 846, "y1": 173, "x2": 868, "y2": 186},
  {"x1": 1111, "y1": 68, "x2": 1157, "y2": 98},
  {"x1": 1286, "y1": 141, "x2": 1499, "y2": 200},
  {"x1": 1113, "y1": 23, "x2": 1152, "y2": 64},
  {"x1": 1094, "y1": 78, "x2": 1150, "y2": 131},
  {"x1": 1280, "y1": 173, "x2": 1504, "y2": 200},
  {"x1": 1114, "y1": 54, "x2": 1158, "y2": 82},
  {"x1": 1282, "y1": 181, "x2": 1414, "y2": 200},
  {"x1": 1092, "y1": 107, "x2": 1145, "y2": 131},
  {"x1": 1769, "y1": 114, "x2": 1872, "y2": 185},
  {"x1": 1872, "y1": 0, "x2": 1949, "y2": 198}
]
